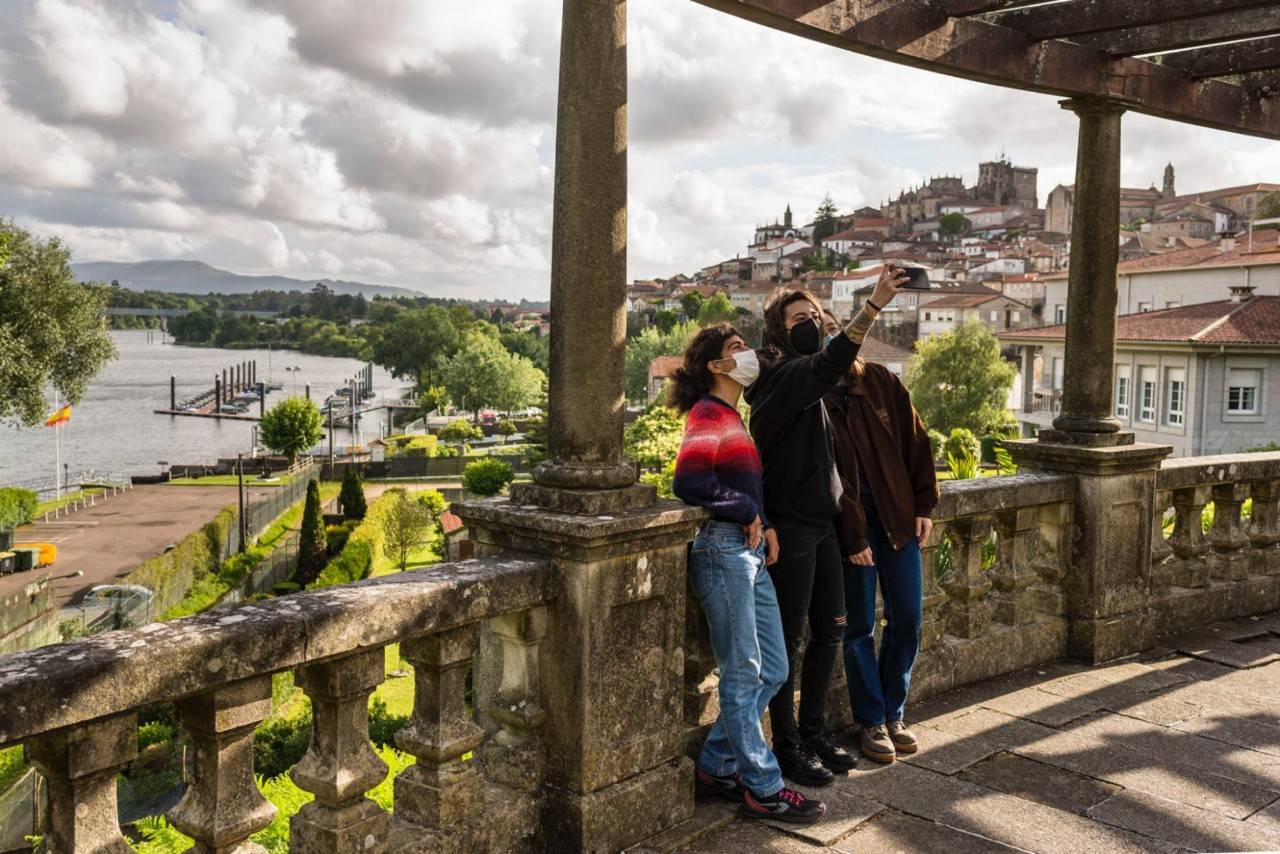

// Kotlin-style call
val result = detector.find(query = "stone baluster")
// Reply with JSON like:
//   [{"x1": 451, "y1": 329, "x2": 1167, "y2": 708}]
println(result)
[
  {"x1": 480, "y1": 608, "x2": 548, "y2": 792},
  {"x1": 682, "y1": 583, "x2": 720, "y2": 748},
  {"x1": 940, "y1": 516, "x2": 993, "y2": 639},
  {"x1": 1150, "y1": 488, "x2": 1175, "y2": 594},
  {"x1": 395, "y1": 626, "x2": 484, "y2": 833},
  {"x1": 990, "y1": 507, "x2": 1039, "y2": 626},
  {"x1": 1248, "y1": 480, "x2": 1280, "y2": 576},
  {"x1": 290, "y1": 648, "x2": 389, "y2": 852},
  {"x1": 917, "y1": 522, "x2": 949, "y2": 650},
  {"x1": 169, "y1": 676, "x2": 276, "y2": 853},
  {"x1": 25, "y1": 714, "x2": 137, "y2": 853},
  {"x1": 1168, "y1": 486, "x2": 1210, "y2": 588},
  {"x1": 1030, "y1": 502, "x2": 1070, "y2": 616},
  {"x1": 1207, "y1": 482, "x2": 1250, "y2": 581}
]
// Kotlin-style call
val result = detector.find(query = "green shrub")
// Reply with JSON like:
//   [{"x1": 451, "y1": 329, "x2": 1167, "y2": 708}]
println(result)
[
  {"x1": 0, "y1": 487, "x2": 37, "y2": 530},
  {"x1": 641, "y1": 459, "x2": 676, "y2": 499},
  {"x1": 295, "y1": 481, "x2": 327, "y2": 586},
  {"x1": 495, "y1": 418, "x2": 517, "y2": 437},
  {"x1": 271, "y1": 581, "x2": 300, "y2": 595},
  {"x1": 127, "y1": 506, "x2": 236, "y2": 615},
  {"x1": 946, "y1": 450, "x2": 979, "y2": 481},
  {"x1": 462, "y1": 458, "x2": 516, "y2": 496},
  {"x1": 927, "y1": 429, "x2": 946, "y2": 462},
  {"x1": 417, "y1": 490, "x2": 448, "y2": 517},
  {"x1": 942, "y1": 428, "x2": 981, "y2": 465},
  {"x1": 438, "y1": 419, "x2": 482, "y2": 443},
  {"x1": 368, "y1": 696, "x2": 408, "y2": 748},
  {"x1": 980, "y1": 435, "x2": 1001, "y2": 464},
  {"x1": 309, "y1": 491, "x2": 401, "y2": 589},
  {"x1": 1246, "y1": 441, "x2": 1280, "y2": 453},
  {"x1": 138, "y1": 720, "x2": 175, "y2": 751},
  {"x1": 338, "y1": 467, "x2": 367, "y2": 521},
  {"x1": 253, "y1": 707, "x2": 313, "y2": 779},
  {"x1": 436, "y1": 446, "x2": 460, "y2": 459}
]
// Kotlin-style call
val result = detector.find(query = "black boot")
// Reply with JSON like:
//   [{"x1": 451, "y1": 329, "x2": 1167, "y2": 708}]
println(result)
[
  {"x1": 805, "y1": 733, "x2": 857, "y2": 773},
  {"x1": 776, "y1": 742, "x2": 835, "y2": 787}
]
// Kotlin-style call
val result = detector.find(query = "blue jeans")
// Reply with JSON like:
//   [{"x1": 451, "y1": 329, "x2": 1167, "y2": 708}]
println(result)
[
  {"x1": 689, "y1": 521, "x2": 788, "y2": 797},
  {"x1": 843, "y1": 499, "x2": 923, "y2": 727}
]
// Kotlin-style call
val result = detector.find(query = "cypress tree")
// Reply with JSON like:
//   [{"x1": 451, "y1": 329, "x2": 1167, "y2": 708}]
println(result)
[
  {"x1": 296, "y1": 480, "x2": 328, "y2": 585},
  {"x1": 339, "y1": 466, "x2": 367, "y2": 521}
]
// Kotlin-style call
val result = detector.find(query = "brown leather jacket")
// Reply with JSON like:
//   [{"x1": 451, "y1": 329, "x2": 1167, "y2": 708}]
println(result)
[{"x1": 825, "y1": 361, "x2": 939, "y2": 555}]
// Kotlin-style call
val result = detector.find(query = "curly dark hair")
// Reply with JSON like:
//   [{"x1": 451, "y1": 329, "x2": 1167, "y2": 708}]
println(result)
[
  {"x1": 667, "y1": 323, "x2": 743, "y2": 413},
  {"x1": 762, "y1": 288, "x2": 825, "y2": 356}
]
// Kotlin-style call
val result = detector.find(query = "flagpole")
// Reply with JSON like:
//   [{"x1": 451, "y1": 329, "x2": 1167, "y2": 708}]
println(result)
[{"x1": 54, "y1": 389, "x2": 61, "y2": 499}]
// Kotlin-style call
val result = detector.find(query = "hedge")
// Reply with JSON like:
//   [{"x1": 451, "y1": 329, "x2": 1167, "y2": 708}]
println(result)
[
  {"x1": 125, "y1": 506, "x2": 236, "y2": 616},
  {"x1": 309, "y1": 491, "x2": 399, "y2": 589}
]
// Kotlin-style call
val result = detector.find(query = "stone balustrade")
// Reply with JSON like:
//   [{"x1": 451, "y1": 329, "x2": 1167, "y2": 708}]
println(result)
[
  {"x1": 1153, "y1": 453, "x2": 1280, "y2": 636},
  {"x1": 0, "y1": 556, "x2": 554, "y2": 853}
]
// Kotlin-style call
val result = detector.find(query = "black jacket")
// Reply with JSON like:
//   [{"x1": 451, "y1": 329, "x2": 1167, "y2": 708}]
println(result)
[{"x1": 744, "y1": 333, "x2": 861, "y2": 527}]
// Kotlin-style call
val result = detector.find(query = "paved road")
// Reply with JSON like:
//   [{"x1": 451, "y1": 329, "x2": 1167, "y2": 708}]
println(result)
[{"x1": 3, "y1": 484, "x2": 275, "y2": 607}]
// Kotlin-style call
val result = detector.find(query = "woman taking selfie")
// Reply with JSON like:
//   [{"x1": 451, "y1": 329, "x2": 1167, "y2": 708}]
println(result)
[
  {"x1": 826, "y1": 354, "x2": 938, "y2": 763},
  {"x1": 745, "y1": 267, "x2": 905, "y2": 786},
  {"x1": 671, "y1": 323, "x2": 824, "y2": 824}
]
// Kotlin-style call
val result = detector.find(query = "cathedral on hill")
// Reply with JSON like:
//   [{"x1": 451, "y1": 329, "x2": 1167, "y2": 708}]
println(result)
[{"x1": 881, "y1": 154, "x2": 1039, "y2": 228}]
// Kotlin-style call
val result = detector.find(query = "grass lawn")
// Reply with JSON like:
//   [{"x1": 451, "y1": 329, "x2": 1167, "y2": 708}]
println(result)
[
  {"x1": 165, "y1": 473, "x2": 295, "y2": 487},
  {"x1": 937, "y1": 468, "x2": 1002, "y2": 481},
  {"x1": 0, "y1": 746, "x2": 25, "y2": 793},
  {"x1": 378, "y1": 643, "x2": 415, "y2": 718},
  {"x1": 371, "y1": 542, "x2": 440, "y2": 578},
  {"x1": 34, "y1": 487, "x2": 105, "y2": 516}
]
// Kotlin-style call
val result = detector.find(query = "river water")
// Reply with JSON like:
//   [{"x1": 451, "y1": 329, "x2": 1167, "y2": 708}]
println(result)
[{"x1": 0, "y1": 331, "x2": 403, "y2": 485}]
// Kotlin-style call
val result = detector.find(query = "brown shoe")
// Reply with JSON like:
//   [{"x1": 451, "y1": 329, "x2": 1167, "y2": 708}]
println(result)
[
  {"x1": 858, "y1": 724, "x2": 896, "y2": 764},
  {"x1": 887, "y1": 721, "x2": 918, "y2": 755}
]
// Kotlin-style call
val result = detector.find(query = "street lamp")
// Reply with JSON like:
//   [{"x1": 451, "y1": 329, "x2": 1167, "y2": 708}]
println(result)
[{"x1": 285, "y1": 366, "x2": 302, "y2": 396}]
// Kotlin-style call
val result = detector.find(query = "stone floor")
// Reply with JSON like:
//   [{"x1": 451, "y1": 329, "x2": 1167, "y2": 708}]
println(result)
[{"x1": 636, "y1": 613, "x2": 1280, "y2": 853}]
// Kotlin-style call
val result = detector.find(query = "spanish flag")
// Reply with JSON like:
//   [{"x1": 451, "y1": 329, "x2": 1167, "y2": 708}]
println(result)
[{"x1": 45, "y1": 405, "x2": 71, "y2": 427}]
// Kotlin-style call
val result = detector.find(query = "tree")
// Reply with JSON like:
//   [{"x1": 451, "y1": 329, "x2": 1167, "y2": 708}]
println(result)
[
  {"x1": 438, "y1": 419, "x2": 482, "y2": 443},
  {"x1": 654, "y1": 310, "x2": 678, "y2": 334},
  {"x1": 500, "y1": 329, "x2": 550, "y2": 372},
  {"x1": 0, "y1": 488, "x2": 37, "y2": 549},
  {"x1": 371, "y1": 306, "x2": 458, "y2": 387},
  {"x1": 495, "y1": 419, "x2": 517, "y2": 442},
  {"x1": 624, "y1": 405, "x2": 684, "y2": 472},
  {"x1": 905, "y1": 320, "x2": 1017, "y2": 436},
  {"x1": 939, "y1": 213, "x2": 970, "y2": 236},
  {"x1": 812, "y1": 194, "x2": 839, "y2": 243},
  {"x1": 697, "y1": 292, "x2": 737, "y2": 326},
  {"x1": 1260, "y1": 192, "x2": 1280, "y2": 220},
  {"x1": 339, "y1": 467, "x2": 367, "y2": 522},
  {"x1": 307, "y1": 282, "x2": 335, "y2": 318},
  {"x1": 0, "y1": 220, "x2": 117, "y2": 427},
  {"x1": 418, "y1": 385, "x2": 448, "y2": 418},
  {"x1": 259, "y1": 397, "x2": 324, "y2": 462},
  {"x1": 624, "y1": 320, "x2": 699, "y2": 401},
  {"x1": 442, "y1": 331, "x2": 546, "y2": 418},
  {"x1": 462, "y1": 458, "x2": 516, "y2": 497},
  {"x1": 680, "y1": 292, "x2": 705, "y2": 320},
  {"x1": 381, "y1": 491, "x2": 437, "y2": 571},
  {"x1": 296, "y1": 480, "x2": 328, "y2": 584}
]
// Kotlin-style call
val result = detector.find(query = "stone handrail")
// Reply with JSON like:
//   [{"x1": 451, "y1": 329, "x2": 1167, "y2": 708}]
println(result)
[
  {"x1": 1151, "y1": 452, "x2": 1280, "y2": 612},
  {"x1": 0, "y1": 556, "x2": 554, "y2": 852}
]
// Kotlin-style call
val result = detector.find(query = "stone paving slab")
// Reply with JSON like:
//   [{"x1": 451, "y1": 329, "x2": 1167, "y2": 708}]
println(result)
[
  {"x1": 1173, "y1": 631, "x2": 1280, "y2": 669},
  {"x1": 1173, "y1": 712, "x2": 1280, "y2": 758},
  {"x1": 839, "y1": 809, "x2": 1026, "y2": 853},
  {"x1": 761, "y1": 781, "x2": 883, "y2": 846},
  {"x1": 627, "y1": 801, "x2": 737, "y2": 853},
  {"x1": 1246, "y1": 799, "x2": 1280, "y2": 836},
  {"x1": 957, "y1": 751, "x2": 1121, "y2": 814},
  {"x1": 1088, "y1": 789, "x2": 1280, "y2": 853}
]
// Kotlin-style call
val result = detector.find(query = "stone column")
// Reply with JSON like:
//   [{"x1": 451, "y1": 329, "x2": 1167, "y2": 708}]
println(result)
[
  {"x1": 455, "y1": 501, "x2": 705, "y2": 852},
  {"x1": 168, "y1": 676, "x2": 276, "y2": 854},
  {"x1": 1008, "y1": 441, "x2": 1171, "y2": 662},
  {"x1": 530, "y1": 0, "x2": 640, "y2": 506},
  {"x1": 1048, "y1": 97, "x2": 1127, "y2": 444},
  {"x1": 1020, "y1": 345, "x2": 1035, "y2": 419},
  {"x1": 26, "y1": 714, "x2": 137, "y2": 854}
]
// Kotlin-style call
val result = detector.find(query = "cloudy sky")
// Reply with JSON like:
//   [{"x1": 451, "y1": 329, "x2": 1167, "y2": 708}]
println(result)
[{"x1": 1, "y1": 1, "x2": 1277, "y2": 301}]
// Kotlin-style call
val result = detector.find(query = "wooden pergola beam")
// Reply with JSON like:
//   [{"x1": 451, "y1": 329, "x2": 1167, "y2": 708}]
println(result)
[
  {"x1": 927, "y1": 0, "x2": 1044, "y2": 15},
  {"x1": 987, "y1": 0, "x2": 1280, "y2": 41},
  {"x1": 1074, "y1": 5, "x2": 1280, "y2": 56},
  {"x1": 692, "y1": 0, "x2": 1280, "y2": 139},
  {"x1": 1161, "y1": 36, "x2": 1280, "y2": 79}
]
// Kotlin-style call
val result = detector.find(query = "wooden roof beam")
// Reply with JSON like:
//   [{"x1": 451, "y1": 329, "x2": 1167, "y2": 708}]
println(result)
[
  {"x1": 987, "y1": 0, "x2": 1280, "y2": 41},
  {"x1": 689, "y1": 0, "x2": 1280, "y2": 139},
  {"x1": 1160, "y1": 36, "x2": 1280, "y2": 79},
  {"x1": 926, "y1": 0, "x2": 1047, "y2": 15},
  {"x1": 1074, "y1": 5, "x2": 1280, "y2": 56}
]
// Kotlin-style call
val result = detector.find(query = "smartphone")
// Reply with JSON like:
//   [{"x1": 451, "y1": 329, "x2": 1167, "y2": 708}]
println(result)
[{"x1": 896, "y1": 266, "x2": 933, "y2": 290}]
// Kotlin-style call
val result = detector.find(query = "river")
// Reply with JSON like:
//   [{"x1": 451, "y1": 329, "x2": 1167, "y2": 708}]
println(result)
[{"x1": 0, "y1": 331, "x2": 403, "y2": 485}]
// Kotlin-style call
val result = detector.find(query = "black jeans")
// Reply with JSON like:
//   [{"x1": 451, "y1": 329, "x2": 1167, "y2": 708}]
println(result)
[{"x1": 766, "y1": 519, "x2": 846, "y2": 750}]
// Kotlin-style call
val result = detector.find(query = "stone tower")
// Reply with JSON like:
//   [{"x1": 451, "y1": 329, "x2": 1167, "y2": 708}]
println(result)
[
  {"x1": 1163, "y1": 162, "x2": 1176, "y2": 198},
  {"x1": 784, "y1": 203, "x2": 793, "y2": 228}
]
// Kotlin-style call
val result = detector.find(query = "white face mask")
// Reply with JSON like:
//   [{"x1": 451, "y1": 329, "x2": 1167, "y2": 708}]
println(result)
[{"x1": 725, "y1": 348, "x2": 760, "y2": 387}]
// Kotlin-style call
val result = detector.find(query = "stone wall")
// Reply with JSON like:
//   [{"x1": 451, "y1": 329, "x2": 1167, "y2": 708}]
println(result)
[{"x1": 0, "y1": 576, "x2": 56, "y2": 654}]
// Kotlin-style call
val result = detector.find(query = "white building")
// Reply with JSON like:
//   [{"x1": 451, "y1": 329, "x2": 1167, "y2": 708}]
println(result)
[{"x1": 917, "y1": 292, "x2": 1036, "y2": 338}]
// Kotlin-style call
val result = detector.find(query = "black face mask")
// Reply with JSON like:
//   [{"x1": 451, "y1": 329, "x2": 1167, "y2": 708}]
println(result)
[{"x1": 788, "y1": 318, "x2": 822, "y2": 355}]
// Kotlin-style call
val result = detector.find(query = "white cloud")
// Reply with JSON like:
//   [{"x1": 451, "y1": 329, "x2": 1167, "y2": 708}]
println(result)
[{"x1": 0, "y1": 0, "x2": 1275, "y2": 301}]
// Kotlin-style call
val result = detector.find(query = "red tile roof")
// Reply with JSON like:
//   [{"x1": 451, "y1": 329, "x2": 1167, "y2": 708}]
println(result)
[
  {"x1": 923, "y1": 293, "x2": 1008, "y2": 308},
  {"x1": 649, "y1": 355, "x2": 684, "y2": 379},
  {"x1": 1115, "y1": 231, "x2": 1280, "y2": 273},
  {"x1": 1001, "y1": 296, "x2": 1280, "y2": 346},
  {"x1": 860, "y1": 337, "x2": 916, "y2": 361}
]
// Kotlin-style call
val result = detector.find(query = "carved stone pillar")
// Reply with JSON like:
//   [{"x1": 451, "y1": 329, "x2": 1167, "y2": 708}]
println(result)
[
  {"x1": 1249, "y1": 479, "x2": 1280, "y2": 575},
  {"x1": 991, "y1": 507, "x2": 1039, "y2": 626},
  {"x1": 478, "y1": 608, "x2": 548, "y2": 792},
  {"x1": 291, "y1": 649, "x2": 388, "y2": 852},
  {"x1": 26, "y1": 714, "x2": 137, "y2": 854},
  {"x1": 1169, "y1": 486, "x2": 1211, "y2": 588},
  {"x1": 940, "y1": 517, "x2": 993, "y2": 639},
  {"x1": 169, "y1": 676, "x2": 276, "y2": 854},
  {"x1": 1208, "y1": 482, "x2": 1251, "y2": 581},
  {"x1": 1030, "y1": 502, "x2": 1071, "y2": 616},
  {"x1": 682, "y1": 579, "x2": 719, "y2": 756},
  {"x1": 918, "y1": 522, "x2": 949, "y2": 650},
  {"x1": 1150, "y1": 488, "x2": 1175, "y2": 595},
  {"x1": 395, "y1": 626, "x2": 484, "y2": 830}
]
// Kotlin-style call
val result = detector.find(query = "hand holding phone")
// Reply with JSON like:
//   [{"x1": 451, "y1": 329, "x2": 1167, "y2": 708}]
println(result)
[{"x1": 896, "y1": 266, "x2": 932, "y2": 290}]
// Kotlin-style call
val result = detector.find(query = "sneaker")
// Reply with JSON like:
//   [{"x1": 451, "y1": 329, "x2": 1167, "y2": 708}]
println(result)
[
  {"x1": 804, "y1": 733, "x2": 857, "y2": 773},
  {"x1": 858, "y1": 724, "x2": 896, "y2": 764},
  {"x1": 776, "y1": 743, "x2": 835, "y2": 787},
  {"x1": 739, "y1": 786, "x2": 826, "y2": 824},
  {"x1": 694, "y1": 767, "x2": 747, "y2": 803},
  {"x1": 887, "y1": 720, "x2": 918, "y2": 755}
]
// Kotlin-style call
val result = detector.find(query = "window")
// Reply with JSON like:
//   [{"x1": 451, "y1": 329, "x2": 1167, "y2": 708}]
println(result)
[
  {"x1": 924, "y1": 312, "x2": 932, "y2": 321},
  {"x1": 1138, "y1": 301, "x2": 1153, "y2": 313},
  {"x1": 1012, "y1": 311, "x2": 1021, "y2": 322},
  {"x1": 1165, "y1": 300, "x2": 1181, "y2": 309},
  {"x1": 1116, "y1": 366, "x2": 1131, "y2": 418},
  {"x1": 1054, "y1": 304, "x2": 1065, "y2": 323},
  {"x1": 1139, "y1": 366, "x2": 1157, "y2": 422},
  {"x1": 1052, "y1": 357, "x2": 1064, "y2": 391},
  {"x1": 989, "y1": 310, "x2": 999, "y2": 322},
  {"x1": 1164, "y1": 368, "x2": 1186, "y2": 426},
  {"x1": 1227, "y1": 367, "x2": 1262, "y2": 414}
]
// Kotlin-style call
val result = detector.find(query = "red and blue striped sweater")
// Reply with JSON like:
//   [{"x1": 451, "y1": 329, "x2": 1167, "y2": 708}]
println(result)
[{"x1": 672, "y1": 396, "x2": 770, "y2": 528}]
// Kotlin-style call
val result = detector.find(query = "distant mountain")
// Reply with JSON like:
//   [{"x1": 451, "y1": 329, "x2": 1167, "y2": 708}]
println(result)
[{"x1": 72, "y1": 259, "x2": 421, "y2": 299}]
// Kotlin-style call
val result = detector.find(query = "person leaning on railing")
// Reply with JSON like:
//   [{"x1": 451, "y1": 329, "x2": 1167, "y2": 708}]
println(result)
[{"x1": 743, "y1": 268, "x2": 907, "y2": 787}]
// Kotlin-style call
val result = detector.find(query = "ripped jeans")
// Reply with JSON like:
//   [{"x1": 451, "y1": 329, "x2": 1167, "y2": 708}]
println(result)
[{"x1": 766, "y1": 519, "x2": 846, "y2": 750}]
